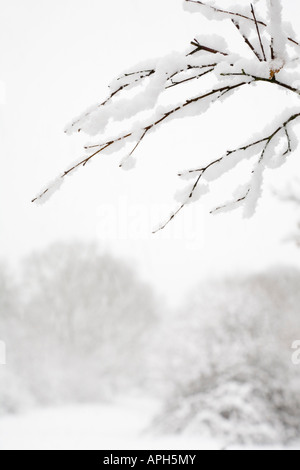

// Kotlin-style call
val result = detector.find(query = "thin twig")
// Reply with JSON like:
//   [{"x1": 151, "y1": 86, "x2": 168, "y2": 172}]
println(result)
[
  {"x1": 180, "y1": 112, "x2": 300, "y2": 216},
  {"x1": 165, "y1": 68, "x2": 215, "y2": 89},
  {"x1": 232, "y1": 20, "x2": 262, "y2": 61},
  {"x1": 119, "y1": 129, "x2": 149, "y2": 168},
  {"x1": 116, "y1": 69, "x2": 155, "y2": 81},
  {"x1": 185, "y1": 0, "x2": 300, "y2": 47},
  {"x1": 211, "y1": 189, "x2": 250, "y2": 214},
  {"x1": 186, "y1": 0, "x2": 266, "y2": 25},
  {"x1": 33, "y1": 81, "x2": 249, "y2": 203},
  {"x1": 189, "y1": 38, "x2": 228, "y2": 56},
  {"x1": 153, "y1": 172, "x2": 203, "y2": 234},
  {"x1": 220, "y1": 71, "x2": 300, "y2": 95},
  {"x1": 283, "y1": 126, "x2": 292, "y2": 155},
  {"x1": 251, "y1": 4, "x2": 266, "y2": 61},
  {"x1": 67, "y1": 71, "x2": 155, "y2": 133}
]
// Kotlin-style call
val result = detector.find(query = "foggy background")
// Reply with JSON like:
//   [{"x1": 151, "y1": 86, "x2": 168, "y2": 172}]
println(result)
[{"x1": 0, "y1": 0, "x2": 300, "y2": 450}]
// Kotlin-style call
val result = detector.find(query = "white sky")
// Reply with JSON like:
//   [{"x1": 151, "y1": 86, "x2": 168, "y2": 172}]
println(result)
[{"x1": 1, "y1": 0, "x2": 300, "y2": 306}]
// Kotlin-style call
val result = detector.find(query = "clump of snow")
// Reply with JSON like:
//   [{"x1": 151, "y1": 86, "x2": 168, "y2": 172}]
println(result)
[
  {"x1": 120, "y1": 155, "x2": 136, "y2": 171},
  {"x1": 33, "y1": 177, "x2": 64, "y2": 205},
  {"x1": 204, "y1": 145, "x2": 258, "y2": 183},
  {"x1": 194, "y1": 34, "x2": 229, "y2": 54},
  {"x1": 175, "y1": 181, "x2": 209, "y2": 204},
  {"x1": 66, "y1": 51, "x2": 189, "y2": 137},
  {"x1": 267, "y1": 0, "x2": 287, "y2": 62},
  {"x1": 243, "y1": 170, "x2": 264, "y2": 218}
]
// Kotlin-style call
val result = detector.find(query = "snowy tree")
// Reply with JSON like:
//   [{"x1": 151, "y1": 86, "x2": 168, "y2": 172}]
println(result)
[
  {"x1": 0, "y1": 264, "x2": 32, "y2": 415},
  {"x1": 33, "y1": 0, "x2": 300, "y2": 231},
  {"x1": 0, "y1": 244, "x2": 158, "y2": 411},
  {"x1": 154, "y1": 268, "x2": 300, "y2": 446},
  {"x1": 22, "y1": 243, "x2": 156, "y2": 348},
  {"x1": 20, "y1": 243, "x2": 158, "y2": 399},
  {"x1": 0, "y1": 264, "x2": 16, "y2": 322}
]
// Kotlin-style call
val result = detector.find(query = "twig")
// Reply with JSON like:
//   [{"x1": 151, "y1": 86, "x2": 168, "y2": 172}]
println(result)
[
  {"x1": 186, "y1": 0, "x2": 266, "y2": 25},
  {"x1": 153, "y1": 172, "x2": 203, "y2": 234},
  {"x1": 283, "y1": 126, "x2": 292, "y2": 155},
  {"x1": 220, "y1": 71, "x2": 300, "y2": 96},
  {"x1": 251, "y1": 4, "x2": 266, "y2": 61},
  {"x1": 183, "y1": 112, "x2": 300, "y2": 215},
  {"x1": 165, "y1": 68, "x2": 215, "y2": 89},
  {"x1": 185, "y1": 0, "x2": 300, "y2": 47},
  {"x1": 211, "y1": 189, "x2": 250, "y2": 214},
  {"x1": 232, "y1": 20, "x2": 262, "y2": 61},
  {"x1": 67, "y1": 70, "x2": 155, "y2": 133},
  {"x1": 119, "y1": 129, "x2": 149, "y2": 168},
  {"x1": 116, "y1": 69, "x2": 155, "y2": 81},
  {"x1": 189, "y1": 38, "x2": 228, "y2": 56},
  {"x1": 33, "y1": 81, "x2": 250, "y2": 204}
]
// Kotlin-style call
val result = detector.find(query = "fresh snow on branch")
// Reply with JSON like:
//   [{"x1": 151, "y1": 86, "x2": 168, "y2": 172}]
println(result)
[{"x1": 33, "y1": 0, "x2": 300, "y2": 232}]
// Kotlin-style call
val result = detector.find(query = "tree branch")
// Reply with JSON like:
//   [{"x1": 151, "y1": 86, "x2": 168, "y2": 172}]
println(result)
[
  {"x1": 232, "y1": 20, "x2": 262, "y2": 62},
  {"x1": 66, "y1": 70, "x2": 155, "y2": 134},
  {"x1": 182, "y1": 112, "x2": 300, "y2": 216},
  {"x1": 189, "y1": 38, "x2": 228, "y2": 56},
  {"x1": 185, "y1": 0, "x2": 300, "y2": 47},
  {"x1": 185, "y1": 0, "x2": 266, "y2": 25},
  {"x1": 33, "y1": 81, "x2": 250, "y2": 204},
  {"x1": 165, "y1": 67, "x2": 215, "y2": 89},
  {"x1": 33, "y1": 0, "x2": 300, "y2": 232},
  {"x1": 220, "y1": 71, "x2": 300, "y2": 96},
  {"x1": 152, "y1": 172, "x2": 203, "y2": 234}
]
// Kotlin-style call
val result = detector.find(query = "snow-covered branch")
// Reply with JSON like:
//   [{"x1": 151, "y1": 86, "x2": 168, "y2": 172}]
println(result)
[
  {"x1": 33, "y1": 0, "x2": 300, "y2": 232},
  {"x1": 156, "y1": 111, "x2": 300, "y2": 231},
  {"x1": 184, "y1": 0, "x2": 300, "y2": 47}
]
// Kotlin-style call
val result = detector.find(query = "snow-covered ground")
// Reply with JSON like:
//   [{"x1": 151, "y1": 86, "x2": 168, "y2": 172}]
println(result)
[
  {"x1": 0, "y1": 398, "x2": 221, "y2": 451},
  {"x1": 0, "y1": 398, "x2": 298, "y2": 450}
]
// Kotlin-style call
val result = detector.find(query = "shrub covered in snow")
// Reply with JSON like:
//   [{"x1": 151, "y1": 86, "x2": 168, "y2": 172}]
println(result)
[{"x1": 155, "y1": 267, "x2": 300, "y2": 445}]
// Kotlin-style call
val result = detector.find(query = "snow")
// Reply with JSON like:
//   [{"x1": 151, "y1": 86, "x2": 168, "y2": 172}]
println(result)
[
  {"x1": 203, "y1": 146, "x2": 258, "y2": 183},
  {"x1": 0, "y1": 398, "x2": 220, "y2": 451},
  {"x1": 243, "y1": 169, "x2": 264, "y2": 218},
  {"x1": 175, "y1": 181, "x2": 209, "y2": 204},
  {"x1": 66, "y1": 51, "x2": 189, "y2": 137},
  {"x1": 0, "y1": 398, "x2": 297, "y2": 450},
  {"x1": 183, "y1": 1, "x2": 223, "y2": 21},
  {"x1": 267, "y1": 0, "x2": 287, "y2": 61},
  {"x1": 33, "y1": 0, "x2": 300, "y2": 223},
  {"x1": 193, "y1": 34, "x2": 229, "y2": 54},
  {"x1": 120, "y1": 155, "x2": 136, "y2": 171},
  {"x1": 33, "y1": 177, "x2": 64, "y2": 205}
]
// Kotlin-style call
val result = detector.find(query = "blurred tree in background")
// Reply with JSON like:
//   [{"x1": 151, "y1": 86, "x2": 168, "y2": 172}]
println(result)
[
  {"x1": 154, "y1": 268, "x2": 300, "y2": 446},
  {"x1": 0, "y1": 244, "x2": 158, "y2": 412},
  {"x1": 1, "y1": 247, "x2": 300, "y2": 447}
]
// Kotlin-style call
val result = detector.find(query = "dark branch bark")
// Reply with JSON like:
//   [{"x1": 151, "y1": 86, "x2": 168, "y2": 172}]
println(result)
[
  {"x1": 33, "y1": 0, "x2": 300, "y2": 232},
  {"x1": 66, "y1": 70, "x2": 155, "y2": 134},
  {"x1": 165, "y1": 67, "x2": 215, "y2": 89},
  {"x1": 232, "y1": 20, "x2": 262, "y2": 62},
  {"x1": 185, "y1": 0, "x2": 266, "y2": 25},
  {"x1": 251, "y1": 4, "x2": 266, "y2": 61},
  {"x1": 220, "y1": 71, "x2": 300, "y2": 96},
  {"x1": 182, "y1": 112, "x2": 300, "y2": 216},
  {"x1": 189, "y1": 38, "x2": 228, "y2": 56},
  {"x1": 33, "y1": 81, "x2": 250, "y2": 204},
  {"x1": 185, "y1": 0, "x2": 300, "y2": 47}
]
